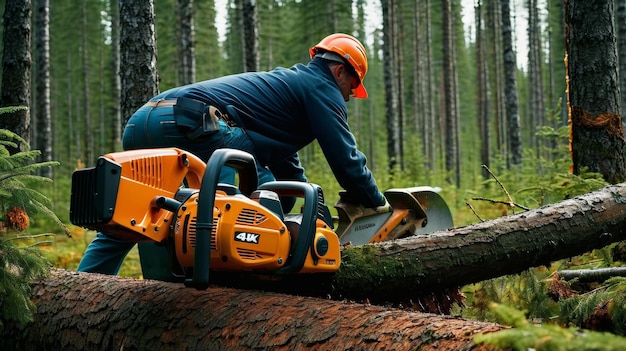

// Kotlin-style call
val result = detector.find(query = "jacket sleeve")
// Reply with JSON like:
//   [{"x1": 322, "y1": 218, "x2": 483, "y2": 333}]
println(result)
[{"x1": 304, "y1": 79, "x2": 384, "y2": 208}]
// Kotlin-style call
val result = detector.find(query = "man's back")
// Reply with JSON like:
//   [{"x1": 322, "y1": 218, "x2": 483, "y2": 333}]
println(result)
[{"x1": 156, "y1": 58, "x2": 348, "y2": 166}]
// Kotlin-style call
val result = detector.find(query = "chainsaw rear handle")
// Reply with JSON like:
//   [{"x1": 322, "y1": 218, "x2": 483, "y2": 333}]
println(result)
[
  {"x1": 257, "y1": 181, "x2": 322, "y2": 275},
  {"x1": 186, "y1": 148, "x2": 259, "y2": 290}
]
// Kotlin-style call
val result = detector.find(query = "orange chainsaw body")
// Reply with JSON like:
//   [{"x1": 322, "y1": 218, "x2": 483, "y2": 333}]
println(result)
[
  {"x1": 172, "y1": 191, "x2": 340, "y2": 274},
  {"x1": 70, "y1": 148, "x2": 342, "y2": 282}
]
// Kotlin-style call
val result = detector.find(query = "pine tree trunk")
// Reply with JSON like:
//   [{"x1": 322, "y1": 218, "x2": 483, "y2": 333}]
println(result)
[
  {"x1": 618, "y1": 0, "x2": 626, "y2": 132},
  {"x1": 34, "y1": 0, "x2": 52, "y2": 178},
  {"x1": 1, "y1": 269, "x2": 505, "y2": 351},
  {"x1": 566, "y1": 0, "x2": 626, "y2": 184},
  {"x1": 501, "y1": 0, "x2": 522, "y2": 166},
  {"x1": 241, "y1": 0, "x2": 259, "y2": 73},
  {"x1": 425, "y1": 0, "x2": 437, "y2": 171},
  {"x1": 110, "y1": 0, "x2": 122, "y2": 151},
  {"x1": 382, "y1": 0, "x2": 401, "y2": 171},
  {"x1": 81, "y1": 0, "x2": 93, "y2": 166},
  {"x1": 412, "y1": 1, "x2": 422, "y2": 141},
  {"x1": 119, "y1": 0, "x2": 159, "y2": 125},
  {"x1": 528, "y1": 0, "x2": 546, "y2": 155},
  {"x1": 177, "y1": 0, "x2": 196, "y2": 84},
  {"x1": 487, "y1": 0, "x2": 506, "y2": 159},
  {"x1": 0, "y1": 0, "x2": 31, "y2": 153},
  {"x1": 477, "y1": 1, "x2": 491, "y2": 180},
  {"x1": 442, "y1": 0, "x2": 458, "y2": 185}
]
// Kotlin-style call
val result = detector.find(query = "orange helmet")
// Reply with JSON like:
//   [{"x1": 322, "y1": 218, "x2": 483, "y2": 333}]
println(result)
[{"x1": 310, "y1": 33, "x2": 369, "y2": 98}]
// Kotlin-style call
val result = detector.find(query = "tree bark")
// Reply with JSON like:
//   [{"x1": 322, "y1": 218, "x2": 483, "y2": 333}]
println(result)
[
  {"x1": 81, "y1": 0, "x2": 93, "y2": 166},
  {"x1": 566, "y1": 0, "x2": 626, "y2": 184},
  {"x1": 442, "y1": 0, "x2": 459, "y2": 186},
  {"x1": 241, "y1": 0, "x2": 259, "y2": 72},
  {"x1": 382, "y1": 0, "x2": 401, "y2": 171},
  {"x1": 556, "y1": 267, "x2": 626, "y2": 282},
  {"x1": 476, "y1": 1, "x2": 491, "y2": 180},
  {"x1": 177, "y1": 0, "x2": 196, "y2": 85},
  {"x1": 33, "y1": 0, "x2": 52, "y2": 178},
  {"x1": 0, "y1": 0, "x2": 31, "y2": 153},
  {"x1": 501, "y1": 0, "x2": 522, "y2": 166},
  {"x1": 110, "y1": 0, "x2": 122, "y2": 151},
  {"x1": 1, "y1": 269, "x2": 504, "y2": 351},
  {"x1": 119, "y1": 0, "x2": 159, "y2": 126},
  {"x1": 528, "y1": 0, "x2": 546, "y2": 153},
  {"x1": 618, "y1": 0, "x2": 626, "y2": 132}
]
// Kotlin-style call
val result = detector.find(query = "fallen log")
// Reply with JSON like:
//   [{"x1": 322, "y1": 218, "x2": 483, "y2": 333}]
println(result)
[
  {"x1": 556, "y1": 267, "x2": 626, "y2": 282},
  {"x1": 1, "y1": 269, "x2": 505, "y2": 351},
  {"x1": 217, "y1": 182, "x2": 626, "y2": 304}
]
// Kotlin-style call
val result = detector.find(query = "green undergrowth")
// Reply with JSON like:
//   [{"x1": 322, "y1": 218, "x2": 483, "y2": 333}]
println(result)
[
  {"x1": 474, "y1": 303, "x2": 626, "y2": 350},
  {"x1": 0, "y1": 125, "x2": 67, "y2": 330}
]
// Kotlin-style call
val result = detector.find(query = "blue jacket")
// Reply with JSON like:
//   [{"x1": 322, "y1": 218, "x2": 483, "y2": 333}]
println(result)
[{"x1": 156, "y1": 58, "x2": 383, "y2": 208}]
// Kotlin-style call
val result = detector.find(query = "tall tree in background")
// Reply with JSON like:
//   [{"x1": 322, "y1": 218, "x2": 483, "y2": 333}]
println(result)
[
  {"x1": 241, "y1": 0, "x2": 259, "y2": 72},
  {"x1": 411, "y1": 0, "x2": 423, "y2": 159},
  {"x1": 33, "y1": 0, "x2": 52, "y2": 177},
  {"x1": 80, "y1": 0, "x2": 93, "y2": 166},
  {"x1": 110, "y1": 0, "x2": 122, "y2": 151},
  {"x1": 424, "y1": 0, "x2": 436, "y2": 173},
  {"x1": 381, "y1": 0, "x2": 401, "y2": 172},
  {"x1": 545, "y1": 0, "x2": 568, "y2": 159},
  {"x1": 617, "y1": 0, "x2": 626, "y2": 130},
  {"x1": 120, "y1": 0, "x2": 159, "y2": 126},
  {"x1": 528, "y1": 0, "x2": 545, "y2": 154},
  {"x1": 487, "y1": 0, "x2": 506, "y2": 159},
  {"x1": 394, "y1": 0, "x2": 405, "y2": 170},
  {"x1": 476, "y1": 0, "x2": 490, "y2": 180},
  {"x1": 566, "y1": 0, "x2": 626, "y2": 184},
  {"x1": 442, "y1": 0, "x2": 459, "y2": 186},
  {"x1": 501, "y1": 0, "x2": 521, "y2": 166},
  {"x1": 178, "y1": 0, "x2": 196, "y2": 84},
  {"x1": 0, "y1": 0, "x2": 31, "y2": 153}
]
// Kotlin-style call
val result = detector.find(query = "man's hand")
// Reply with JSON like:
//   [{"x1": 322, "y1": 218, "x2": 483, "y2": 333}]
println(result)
[
  {"x1": 373, "y1": 196, "x2": 392, "y2": 213},
  {"x1": 336, "y1": 190, "x2": 391, "y2": 213}
]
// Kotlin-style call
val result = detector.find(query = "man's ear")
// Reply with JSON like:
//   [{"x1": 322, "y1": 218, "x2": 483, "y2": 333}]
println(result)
[
  {"x1": 336, "y1": 64, "x2": 347, "y2": 78},
  {"x1": 330, "y1": 63, "x2": 344, "y2": 79}
]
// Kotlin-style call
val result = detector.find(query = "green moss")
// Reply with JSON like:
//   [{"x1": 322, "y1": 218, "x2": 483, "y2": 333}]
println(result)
[{"x1": 335, "y1": 244, "x2": 424, "y2": 287}]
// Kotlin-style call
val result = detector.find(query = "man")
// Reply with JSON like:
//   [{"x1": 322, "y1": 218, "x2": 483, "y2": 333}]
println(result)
[{"x1": 77, "y1": 33, "x2": 389, "y2": 274}]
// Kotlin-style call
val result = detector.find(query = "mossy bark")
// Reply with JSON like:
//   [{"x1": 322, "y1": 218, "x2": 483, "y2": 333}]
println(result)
[{"x1": 218, "y1": 182, "x2": 626, "y2": 305}]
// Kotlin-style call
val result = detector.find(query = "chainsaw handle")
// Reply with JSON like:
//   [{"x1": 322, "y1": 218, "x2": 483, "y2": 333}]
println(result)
[
  {"x1": 257, "y1": 181, "x2": 320, "y2": 275},
  {"x1": 186, "y1": 148, "x2": 258, "y2": 290}
]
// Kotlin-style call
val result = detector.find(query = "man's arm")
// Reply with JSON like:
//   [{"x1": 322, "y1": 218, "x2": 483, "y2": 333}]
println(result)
[{"x1": 305, "y1": 85, "x2": 384, "y2": 208}]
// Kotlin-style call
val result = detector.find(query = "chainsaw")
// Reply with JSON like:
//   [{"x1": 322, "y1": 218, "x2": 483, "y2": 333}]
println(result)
[{"x1": 70, "y1": 148, "x2": 453, "y2": 290}]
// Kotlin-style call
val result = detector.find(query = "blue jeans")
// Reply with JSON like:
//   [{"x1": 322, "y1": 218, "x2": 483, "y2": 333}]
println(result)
[{"x1": 77, "y1": 101, "x2": 275, "y2": 274}]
